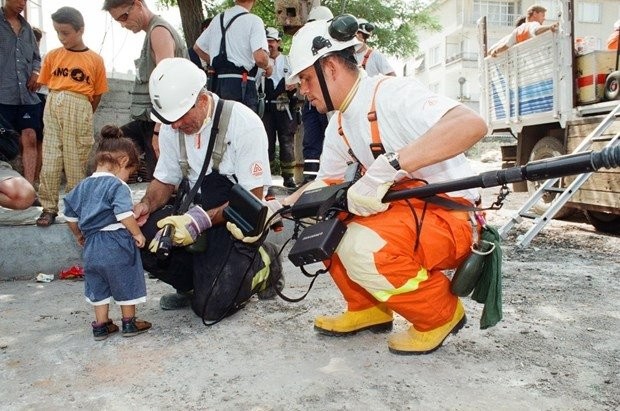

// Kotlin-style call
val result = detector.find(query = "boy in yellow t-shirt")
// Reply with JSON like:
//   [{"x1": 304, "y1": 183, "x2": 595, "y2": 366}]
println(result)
[{"x1": 36, "y1": 7, "x2": 108, "y2": 227}]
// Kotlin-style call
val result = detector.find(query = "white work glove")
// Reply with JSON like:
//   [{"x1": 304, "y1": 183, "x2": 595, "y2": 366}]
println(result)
[
  {"x1": 148, "y1": 206, "x2": 212, "y2": 251},
  {"x1": 226, "y1": 199, "x2": 283, "y2": 244},
  {"x1": 347, "y1": 154, "x2": 407, "y2": 216}
]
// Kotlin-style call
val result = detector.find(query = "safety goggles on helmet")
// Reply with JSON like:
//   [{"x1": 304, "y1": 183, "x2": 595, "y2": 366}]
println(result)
[
  {"x1": 149, "y1": 58, "x2": 207, "y2": 124},
  {"x1": 288, "y1": 15, "x2": 361, "y2": 84}
]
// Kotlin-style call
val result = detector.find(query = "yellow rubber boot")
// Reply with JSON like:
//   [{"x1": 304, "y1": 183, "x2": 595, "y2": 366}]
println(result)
[
  {"x1": 314, "y1": 305, "x2": 393, "y2": 336},
  {"x1": 387, "y1": 300, "x2": 467, "y2": 355}
]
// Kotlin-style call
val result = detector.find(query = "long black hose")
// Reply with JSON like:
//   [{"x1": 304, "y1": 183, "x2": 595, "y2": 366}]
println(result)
[{"x1": 383, "y1": 144, "x2": 620, "y2": 202}]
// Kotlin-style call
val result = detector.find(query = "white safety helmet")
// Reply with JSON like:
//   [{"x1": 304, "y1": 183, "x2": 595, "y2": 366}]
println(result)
[
  {"x1": 307, "y1": 6, "x2": 333, "y2": 22},
  {"x1": 288, "y1": 18, "x2": 360, "y2": 84},
  {"x1": 266, "y1": 27, "x2": 281, "y2": 41},
  {"x1": 615, "y1": 19, "x2": 620, "y2": 31},
  {"x1": 357, "y1": 18, "x2": 374, "y2": 35},
  {"x1": 149, "y1": 57, "x2": 207, "y2": 124}
]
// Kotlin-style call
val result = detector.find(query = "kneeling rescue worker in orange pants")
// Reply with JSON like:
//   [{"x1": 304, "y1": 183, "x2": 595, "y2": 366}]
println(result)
[{"x1": 282, "y1": 16, "x2": 489, "y2": 354}]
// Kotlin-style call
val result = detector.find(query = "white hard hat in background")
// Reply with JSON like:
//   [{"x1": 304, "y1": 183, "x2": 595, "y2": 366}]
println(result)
[
  {"x1": 149, "y1": 58, "x2": 206, "y2": 124},
  {"x1": 307, "y1": 6, "x2": 333, "y2": 22},
  {"x1": 288, "y1": 18, "x2": 360, "y2": 84},
  {"x1": 357, "y1": 18, "x2": 374, "y2": 35},
  {"x1": 266, "y1": 27, "x2": 281, "y2": 41}
]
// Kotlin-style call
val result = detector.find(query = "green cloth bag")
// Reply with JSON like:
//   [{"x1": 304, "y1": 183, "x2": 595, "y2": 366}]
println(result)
[{"x1": 470, "y1": 225, "x2": 503, "y2": 329}]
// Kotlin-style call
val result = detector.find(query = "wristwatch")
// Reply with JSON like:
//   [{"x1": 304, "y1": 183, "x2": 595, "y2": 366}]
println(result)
[{"x1": 384, "y1": 152, "x2": 401, "y2": 170}]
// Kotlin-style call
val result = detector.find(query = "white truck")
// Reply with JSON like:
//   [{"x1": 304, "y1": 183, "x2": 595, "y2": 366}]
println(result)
[{"x1": 478, "y1": 1, "x2": 620, "y2": 233}]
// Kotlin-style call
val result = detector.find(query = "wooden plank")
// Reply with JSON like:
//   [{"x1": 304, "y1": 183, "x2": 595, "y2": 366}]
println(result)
[
  {"x1": 569, "y1": 189, "x2": 620, "y2": 209},
  {"x1": 564, "y1": 171, "x2": 620, "y2": 192}
]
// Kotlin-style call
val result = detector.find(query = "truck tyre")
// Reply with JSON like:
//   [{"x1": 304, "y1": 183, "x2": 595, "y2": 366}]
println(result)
[
  {"x1": 604, "y1": 71, "x2": 620, "y2": 101},
  {"x1": 527, "y1": 137, "x2": 573, "y2": 219},
  {"x1": 584, "y1": 210, "x2": 620, "y2": 233}
]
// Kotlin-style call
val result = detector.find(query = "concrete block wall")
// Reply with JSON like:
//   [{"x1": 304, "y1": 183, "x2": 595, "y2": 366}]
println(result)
[
  {"x1": 94, "y1": 77, "x2": 133, "y2": 133},
  {"x1": 0, "y1": 78, "x2": 133, "y2": 280}
]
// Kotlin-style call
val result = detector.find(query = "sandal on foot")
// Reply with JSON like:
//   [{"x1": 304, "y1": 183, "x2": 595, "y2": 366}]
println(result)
[{"x1": 36, "y1": 211, "x2": 57, "y2": 227}]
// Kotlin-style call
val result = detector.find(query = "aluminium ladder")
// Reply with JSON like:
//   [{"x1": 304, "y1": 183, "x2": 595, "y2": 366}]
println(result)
[{"x1": 499, "y1": 103, "x2": 620, "y2": 247}]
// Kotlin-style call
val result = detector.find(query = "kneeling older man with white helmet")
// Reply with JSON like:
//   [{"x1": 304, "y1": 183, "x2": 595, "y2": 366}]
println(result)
[
  {"x1": 284, "y1": 16, "x2": 488, "y2": 354},
  {"x1": 133, "y1": 57, "x2": 283, "y2": 321}
]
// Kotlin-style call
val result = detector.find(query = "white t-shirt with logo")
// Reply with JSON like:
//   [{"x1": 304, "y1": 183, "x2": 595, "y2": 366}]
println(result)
[{"x1": 154, "y1": 95, "x2": 272, "y2": 192}]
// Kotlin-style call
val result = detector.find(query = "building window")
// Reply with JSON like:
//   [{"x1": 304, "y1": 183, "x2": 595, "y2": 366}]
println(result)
[
  {"x1": 576, "y1": 2, "x2": 602, "y2": 23},
  {"x1": 472, "y1": 0, "x2": 517, "y2": 27},
  {"x1": 428, "y1": 45, "x2": 441, "y2": 67},
  {"x1": 537, "y1": 0, "x2": 561, "y2": 20}
]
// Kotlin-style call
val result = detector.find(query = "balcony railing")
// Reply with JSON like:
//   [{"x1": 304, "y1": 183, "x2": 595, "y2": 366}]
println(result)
[
  {"x1": 457, "y1": 11, "x2": 520, "y2": 27},
  {"x1": 445, "y1": 52, "x2": 478, "y2": 64}
]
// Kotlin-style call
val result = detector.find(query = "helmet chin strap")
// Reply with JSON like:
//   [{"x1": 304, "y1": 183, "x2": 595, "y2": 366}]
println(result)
[{"x1": 313, "y1": 59, "x2": 334, "y2": 112}]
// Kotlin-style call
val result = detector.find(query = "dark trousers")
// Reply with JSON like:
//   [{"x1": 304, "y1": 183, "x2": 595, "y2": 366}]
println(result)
[
  {"x1": 140, "y1": 172, "x2": 266, "y2": 320},
  {"x1": 301, "y1": 102, "x2": 328, "y2": 180},
  {"x1": 215, "y1": 77, "x2": 258, "y2": 112},
  {"x1": 263, "y1": 107, "x2": 296, "y2": 176},
  {"x1": 121, "y1": 119, "x2": 156, "y2": 180}
]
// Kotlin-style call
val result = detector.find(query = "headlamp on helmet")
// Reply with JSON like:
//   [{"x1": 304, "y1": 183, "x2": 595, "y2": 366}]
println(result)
[{"x1": 288, "y1": 15, "x2": 361, "y2": 84}]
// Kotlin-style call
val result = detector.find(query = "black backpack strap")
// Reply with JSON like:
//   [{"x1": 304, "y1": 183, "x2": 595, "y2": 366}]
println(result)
[{"x1": 178, "y1": 98, "x2": 226, "y2": 213}]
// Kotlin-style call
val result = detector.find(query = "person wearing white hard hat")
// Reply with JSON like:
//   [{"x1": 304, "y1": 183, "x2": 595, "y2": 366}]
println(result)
[
  {"x1": 299, "y1": 5, "x2": 334, "y2": 185},
  {"x1": 103, "y1": 0, "x2": 188, "y2": 181},
  {"x1": 133, "y1": 57, "x2": 283, "y2": 318},
  {"x1": 258, "y1": 27, "x2": 298, "y2": 189},
  {"x1": 193, "y1": 0, "x2": 270, "y2": 112},
  {"x1": 283, "y1": 16, "x2": 488, "y2": 355},
  {"x1": 354, "y1": 18, "x2": 396, "y2": 77},
  {"x1": 307, "y1": 5, "x2": 333, "y2": 22}
]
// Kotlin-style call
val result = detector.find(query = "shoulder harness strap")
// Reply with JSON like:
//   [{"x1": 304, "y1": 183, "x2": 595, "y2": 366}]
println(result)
[
  {"x1": 218, "y1": 12, "x2": 249, "y2": 57},
  {"x1": 336, "y1": 76, "x2": 391, "y2": 165},
  {"x1": 361, "y1": 48, "x2": 373, "y2": 69},
  {"x1": 211, "y1": 99, "x2": 235, "y2": 171},
  {"x1": 367, "y1": 77, "x2": 389, "y2": 158}
]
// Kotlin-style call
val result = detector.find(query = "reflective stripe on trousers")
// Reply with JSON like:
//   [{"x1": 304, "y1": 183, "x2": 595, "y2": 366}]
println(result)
[{"x1": 329, "y1": 192, "x2": 473, "y2": 331}]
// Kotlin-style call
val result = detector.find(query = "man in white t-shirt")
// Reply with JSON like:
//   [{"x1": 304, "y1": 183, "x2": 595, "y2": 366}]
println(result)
[
  {"x1": 354, "y1": 18, "x2": 395, "y2": 77},
  {"x1": 133, "y1": 58, "x2": 281, "y2": 319},
  {"x1": 193, "y1": 0, "x2": 270, "y2": 111},
  {"x1": 282, "y1": 17, "x2": 488, "y2": 355}
]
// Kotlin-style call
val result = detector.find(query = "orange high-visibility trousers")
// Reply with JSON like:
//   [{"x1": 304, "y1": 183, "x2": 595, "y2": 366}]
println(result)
[{"x1": 328, "y1": 195, "x2": 473, "y2": 332}]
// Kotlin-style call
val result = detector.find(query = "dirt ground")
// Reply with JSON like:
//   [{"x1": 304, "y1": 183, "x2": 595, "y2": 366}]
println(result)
[{"x1": 1, "y1": 158, "x2": 619, "y2": 410}]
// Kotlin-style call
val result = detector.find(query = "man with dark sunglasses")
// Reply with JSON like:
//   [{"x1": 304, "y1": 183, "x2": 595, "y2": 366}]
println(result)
[{"x1": 102, "y1": 0, "x2": 188, "y2": 181}]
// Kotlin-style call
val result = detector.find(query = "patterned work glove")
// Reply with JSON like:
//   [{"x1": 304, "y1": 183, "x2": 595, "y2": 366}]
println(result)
[
  {"x1": 346, "y1": 154, "x2": 407, "y2": 216},
  {"x1": 149, "y1": 206, "x2": 212, "y2": 250},
  {"x1": 226, "y1": 199, "x2": 282, "y2": 244}
]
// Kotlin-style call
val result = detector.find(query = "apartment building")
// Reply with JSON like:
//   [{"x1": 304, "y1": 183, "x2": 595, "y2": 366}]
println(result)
[{"x1": 407, "y1": 0, "x2": 619, "y2": 112}]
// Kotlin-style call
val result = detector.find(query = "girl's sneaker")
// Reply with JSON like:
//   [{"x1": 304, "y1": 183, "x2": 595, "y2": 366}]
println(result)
[
  {"x1": 121, "y1": 317, "x2": 152, "y2": 337},
  {"x1": 92, "y1": 320, "x2": 119, "y2": 341}
]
